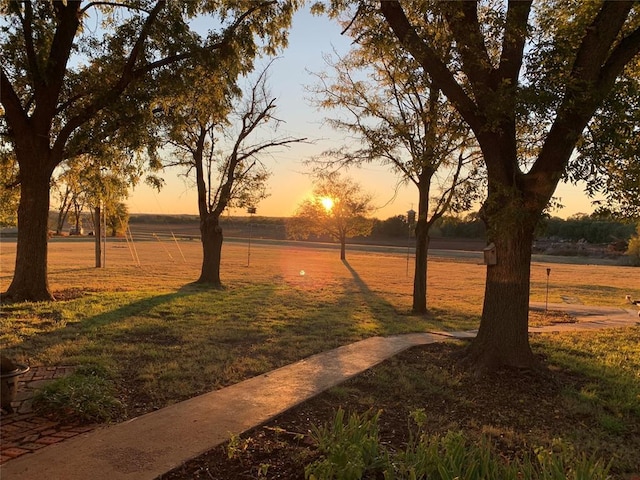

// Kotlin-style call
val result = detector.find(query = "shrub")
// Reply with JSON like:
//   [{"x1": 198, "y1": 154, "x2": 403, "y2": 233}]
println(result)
[
  {"x1": 32, "y1": 364, "x2": 124, "y2": 423},
  {"x1": 305, "y1": 408, "x2": 386, "y2": 480},
  {"x1": 626, "y1": 224, "x2": 640, "y2": 266},
  {"x1": 305, "y1": 409, "x2": 612, "y2": 480}
]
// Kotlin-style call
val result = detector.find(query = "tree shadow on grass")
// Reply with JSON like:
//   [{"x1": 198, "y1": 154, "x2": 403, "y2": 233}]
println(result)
[
  {"x1": 340, "y1": 259, "x2": 438, "y2": 335},
  {"x1": 3, "y1": 281, "x2": 260, "y2": 389},
  {"x1": 341, "y1": 259, "x2": 395, "y2": 309},
  {"x1": 1, "y1": 289, "x2": 202, "y2": 362}
]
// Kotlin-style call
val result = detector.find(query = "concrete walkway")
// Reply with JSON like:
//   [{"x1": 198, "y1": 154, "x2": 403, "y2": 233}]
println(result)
[
  {"x1": 0, "y1": 332, "x2": 456, "y2": 480},
  {"x1": 1, "y1": 304, "x2": 638, "y2": 480},
  {"x1": 530, "y1": 302, "x2": 639, "y2": 331}
]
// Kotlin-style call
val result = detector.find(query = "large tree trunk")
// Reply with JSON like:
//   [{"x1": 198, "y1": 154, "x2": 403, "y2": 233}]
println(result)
[
  {"x1": 412, "y1": 230, "x2": 429, "y2": 314},
  {"x1": 3, "y1": 168, "x2": 54, "y2": 302},
  {"x1": 340, "y1": 238, "x2": 346, "y2": 261},
  {"x1": 412, "y1": 183, "x2": 431, "y2": 314},
  {"x1": 197, "y1": 214, "x2": 223, "y2": 287},
  {"x1": 466, "y1": 200, "x2": 538, "y2": 372}
]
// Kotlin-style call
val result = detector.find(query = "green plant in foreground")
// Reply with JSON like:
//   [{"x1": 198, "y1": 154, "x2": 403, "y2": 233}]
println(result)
[
  {"x1": 305, "y1": 408, "x2": 387, "y2": 480},
  {"x1": 305, "y1": 409, "x2": 612, "y2": 480},
  {"x1": 533, "y1": 439, "x2": 613, "y2": 480},
  {"x1": 32, "y1": 364, "x2": 124, "y2": 424},
  {"x1": 226, "y1": 432, "x2": 250, "y2": 460}
]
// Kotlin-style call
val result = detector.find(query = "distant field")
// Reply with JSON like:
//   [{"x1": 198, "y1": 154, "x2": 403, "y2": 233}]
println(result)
[
  {"x1": 1, "y1": 238, "x2": 637, "y2": 311},
  {"x1": 126, "y1": 220, "x2": 486, "y2": 251}
]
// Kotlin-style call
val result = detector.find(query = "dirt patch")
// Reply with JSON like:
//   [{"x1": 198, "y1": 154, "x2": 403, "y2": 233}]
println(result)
[
  {"x1": 159, "y1": 341, "x2": 638, "y2": 479},
  {"x1": 52, "y1": 288, "x2": 97, "y2": 301},
  {"x1": 529, "y1": 309, "x2": 577, "y2": 326}
]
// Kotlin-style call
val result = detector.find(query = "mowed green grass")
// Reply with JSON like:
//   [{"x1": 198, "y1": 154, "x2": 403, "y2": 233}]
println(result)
[{"x1": 1, "y1": 239, "x2": 638, "y2": 416}]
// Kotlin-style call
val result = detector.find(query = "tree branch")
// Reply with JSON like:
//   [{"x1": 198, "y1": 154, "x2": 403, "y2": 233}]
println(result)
[
  {"x1": 30, "y1": 1, "x2": 82, "y2": 139},
  {"x1": 597, "y1": 24, "x2": 640, "y2": 95},
  {"x1": 80, "y1": 2, "x2": 152, "y2": 15},
  {"x1": 378, "y1": 0, "x2": 482, "y2": 133},
  {"x1": 22, "y1": 1, "x2": 41, "y2": 87},
  {"x1": 53, "y1": 0, "x2": 167, "y2": 157},
  {"x1": 530, "y1": 4, "x2": 640, "y2": 184},
  {"x1": 570, "y1": 1, "x2": 634, "y2": 84},
  {"x1": 496, "y1": 1, "x2": 532, "y2": 86},
  {"x1": 114, "y1": 0, "x2": 166, "y2": 93},
  {"x1": 0, "y1": 67, "x2": 29, "y2": 137},
  {"x1": 440, "y1": 1, "x2": 493, "y2": 91},
  {"x1": 56, "y1": 0, "x2": 276, "y2": 162}
]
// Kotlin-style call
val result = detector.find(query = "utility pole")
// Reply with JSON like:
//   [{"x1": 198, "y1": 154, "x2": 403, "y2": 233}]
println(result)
[
  {"x1": 247, "y1": 206, "x2": 256, "y2": 267},
  {"x1": 102, "y1": 201, "x2": 107, "y2": 268},
  {"x1": 406, "y1": 207, "x2": 416, "y2": 276}
]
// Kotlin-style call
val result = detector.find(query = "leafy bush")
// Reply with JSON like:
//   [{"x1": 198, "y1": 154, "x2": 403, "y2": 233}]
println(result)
[
  {"x1": 305, "y1": 408, "x2": 387, "y2": 480},
  {"x1": 626, "y1": 224, "x2": 640, "y2": 266},
  {"x1": 32, "y1": 364, "x2": 124, "y2": 423},
  {"x1": 305, "y1": 409, "x2": 612, "y2": 480}
]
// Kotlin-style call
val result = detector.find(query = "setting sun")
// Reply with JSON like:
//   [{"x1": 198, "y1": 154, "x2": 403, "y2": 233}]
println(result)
[{"x1": 320, "y1": 197, "x2": 334, "y2": 211}]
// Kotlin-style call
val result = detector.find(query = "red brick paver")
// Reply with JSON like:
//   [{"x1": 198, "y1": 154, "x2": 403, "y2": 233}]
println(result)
[{"x1": 0, "y1": 366, "x2": 97, "y2": 464}]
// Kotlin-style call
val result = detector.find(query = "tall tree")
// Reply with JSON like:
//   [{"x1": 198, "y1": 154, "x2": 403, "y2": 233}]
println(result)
[
  {"x1": 105, "y1": 202, "x2": 129, "y2": 237},
  {"x1": 288, "y1": 172, "x2": 374, "y2": 260},
  {"x1": 51, "y1": 178, "x2": 73, "y2": 235},
  {"x1": 310, "y1": 24, "x2": 481, "y2": 313},
  {"x1": 0, "y1": 0, "x2": 297, "y2": 301},
  {"x1": 371, "y1": 0, "x2": 640, "y2": 371},
  {"x1": 51, "y1": 151, "x2": 143, "y2": 236},
  {"x1": 158, "y1": 64, "x2": 306, "y2": 287},
  {"x1": 311, "y1": 0, "x2": 640, "y2": 368}
]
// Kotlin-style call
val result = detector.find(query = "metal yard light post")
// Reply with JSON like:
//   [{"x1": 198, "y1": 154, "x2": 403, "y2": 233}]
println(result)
[
  {"x1": 95, "y1": 200, "x2": 107, "y2": 268},
  {"x1": 545, "y1": 267, "x2": 551, "y2": 312},
  {"x1": 94, "y1": 202, "x2": 102, "y2": 268},
  {"x1": 95, "y1": 166, "x2": 108, "y2": 268}
]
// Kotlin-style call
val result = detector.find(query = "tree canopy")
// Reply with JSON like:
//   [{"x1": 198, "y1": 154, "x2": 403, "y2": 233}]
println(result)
[
  {"x1": 156, "y1": 62, "x2": 306, "y2": 286},
  {"x1": 288, "y1": 172, "x2": 374, "y2": 260},
  {"x1": 316, "y1": 0, "x2": 640, "y2": 370},
  {"x1": 0, "y1": 0, "x2": 299, "y2": 301},
  {"x1": 572, "y1": 59, "x2": 640, "y2": 219},
  {"x1": 309, "y1": 12, "x2": 481, "y2": 312}
]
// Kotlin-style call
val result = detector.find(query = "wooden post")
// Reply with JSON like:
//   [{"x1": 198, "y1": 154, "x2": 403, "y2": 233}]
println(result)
[{"x1": 95, "y1": 205, "x2": 102, "y2": 268}]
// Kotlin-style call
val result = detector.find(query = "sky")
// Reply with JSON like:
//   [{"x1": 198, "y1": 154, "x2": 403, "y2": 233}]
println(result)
[{"x1": 125, "y1": 7, "x2": 598, "y2": 220}]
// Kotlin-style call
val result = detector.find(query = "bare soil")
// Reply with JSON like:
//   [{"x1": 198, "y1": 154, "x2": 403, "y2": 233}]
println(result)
[{"x1": 159, "y1": 338, "x2": 639, "y2": 480}]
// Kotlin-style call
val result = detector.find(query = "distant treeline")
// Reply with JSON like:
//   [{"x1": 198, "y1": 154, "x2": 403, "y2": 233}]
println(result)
[
  {"x1": 128, "y1": 213, "x2": 636, "y2": 244},
  {"x1": 129, "y1": 214, "x2": 201, "y2": 224},
  {"x1": 539, "y1": 216, "x2": 635, "y2": 244},
  {"x1": 369, "y1": 214, "x2": 636, "y2": 244}
]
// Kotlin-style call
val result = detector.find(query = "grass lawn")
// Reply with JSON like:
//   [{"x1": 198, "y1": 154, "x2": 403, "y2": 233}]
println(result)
[{"x1": 1, "y1": 238, "x2": 639, "y2": 477}]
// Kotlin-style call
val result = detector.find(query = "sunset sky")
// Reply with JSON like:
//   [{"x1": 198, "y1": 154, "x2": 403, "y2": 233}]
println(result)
[{"x1": 125, "y1": 7, "x2": 598, "y2": 220}]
